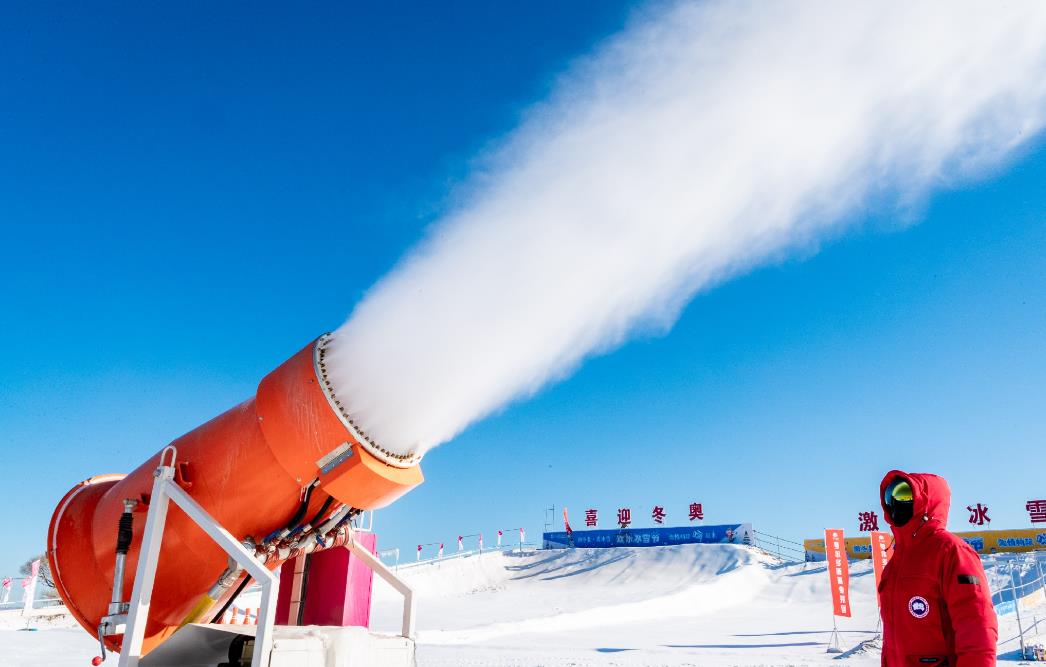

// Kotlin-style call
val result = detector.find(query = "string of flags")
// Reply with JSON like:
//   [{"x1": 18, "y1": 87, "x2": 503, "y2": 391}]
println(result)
[
  {"x1": 408, "y1": 503, "x2": 712, "y2": 562},
  {"x1": 11, "y1": 559, "x2": 40, "y2": 616},
  {"x1": 415, "y1": 528, "x2": 526, "y2": 560}
]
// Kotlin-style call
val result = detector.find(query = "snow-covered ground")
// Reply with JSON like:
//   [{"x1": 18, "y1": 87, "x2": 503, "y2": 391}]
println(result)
[
  {"x1": 1, "y1": 605, "x2": 98, "y2": 666},
  {"x1": 367, "y1": 544, "x2": 1042, "y2": 666},
  {"x1": 4, "y1": 544, "x2": 1042, "y2": 666}
]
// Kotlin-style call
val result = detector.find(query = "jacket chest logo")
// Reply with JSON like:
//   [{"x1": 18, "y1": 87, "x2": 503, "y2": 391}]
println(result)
[{"x1": 908, "y1": 596, "x2": 929, "y2": 618}]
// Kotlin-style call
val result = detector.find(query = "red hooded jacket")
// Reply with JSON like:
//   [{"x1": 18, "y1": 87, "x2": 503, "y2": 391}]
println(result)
[{"x1": 878, "y1": 470, "x2": 997, "y2": 667}]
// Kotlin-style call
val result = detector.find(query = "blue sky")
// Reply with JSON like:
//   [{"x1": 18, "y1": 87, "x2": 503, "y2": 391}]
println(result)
[{"x1": 2, "y1": 2, "x2": 1045, "y2": 578}]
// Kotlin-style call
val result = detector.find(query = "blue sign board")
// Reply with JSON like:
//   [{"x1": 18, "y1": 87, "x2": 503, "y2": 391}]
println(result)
[
  {"x1": 994, "y1": 600, "x2": 1016, "y2": 617},
  {"x1": 543, "y1": 523, "x2": 752, "y2": 549}
]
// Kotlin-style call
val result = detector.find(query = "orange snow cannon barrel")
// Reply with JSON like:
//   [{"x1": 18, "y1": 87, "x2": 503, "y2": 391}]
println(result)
[{"x1": 46, "y1": 334, "x2": 423, "y2": 656}]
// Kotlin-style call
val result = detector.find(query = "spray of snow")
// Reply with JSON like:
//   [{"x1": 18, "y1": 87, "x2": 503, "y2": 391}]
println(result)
[{"x1": 326, "y1": 1, "x2": 1046, "y2": 457}]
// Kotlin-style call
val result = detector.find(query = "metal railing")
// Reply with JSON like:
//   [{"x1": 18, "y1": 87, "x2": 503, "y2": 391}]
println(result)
[
  {"x1": 985, "y1": 552, "x2": 1046, "y2": 658},
  {"x1": 987, "y1": 552, "x2": 1046, "y2": 608},
  {"x1": 750, "y1": 530, "x2": 806, "y2": 562},
  {"x1": 392, "y1": 542, "x2": 539, "y2": 570},
  {"x1": 0, "y1": 596, "x2": 65, "y2": 612}
]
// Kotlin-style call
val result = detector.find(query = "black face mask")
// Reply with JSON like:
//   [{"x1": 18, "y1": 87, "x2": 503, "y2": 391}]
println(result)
[{"x1": 884, "y1": 477, "x2": 914, "y2": 527}]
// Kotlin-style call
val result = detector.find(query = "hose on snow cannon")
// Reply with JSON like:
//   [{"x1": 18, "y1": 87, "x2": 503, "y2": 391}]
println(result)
[{"x1": 46, "y1": 334, "x2": 424, "y2": 657}]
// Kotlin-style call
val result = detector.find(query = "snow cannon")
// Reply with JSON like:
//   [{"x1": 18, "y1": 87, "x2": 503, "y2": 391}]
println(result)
[{"x1": 46, "y1": 334, "x2": 424, "y2": 657}]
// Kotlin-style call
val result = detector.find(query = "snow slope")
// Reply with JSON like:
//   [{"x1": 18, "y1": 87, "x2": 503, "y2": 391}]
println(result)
[
  {"x1": 371, "y1": 544, "x2": 883, "y2": 666},
  {"x1": 369, "y1": 544, "x2": 1042, "y2": 666},
  {"x1": 4, "y1": 544, "x2": 1041, "y2": 666}
]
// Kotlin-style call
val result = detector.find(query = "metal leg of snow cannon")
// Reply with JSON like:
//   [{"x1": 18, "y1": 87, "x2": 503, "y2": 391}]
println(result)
[
  {"x1": 117, "y1": 447, "x2": 279, "y2": 667},
  {"x1": 346, "y1": 529, "x2": 416, "y2": 639}
]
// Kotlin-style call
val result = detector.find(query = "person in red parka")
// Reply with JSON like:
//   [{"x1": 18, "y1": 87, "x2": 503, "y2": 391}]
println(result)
[{"x1": 878, "y1": 470, "x2": 998, "y2": 667}]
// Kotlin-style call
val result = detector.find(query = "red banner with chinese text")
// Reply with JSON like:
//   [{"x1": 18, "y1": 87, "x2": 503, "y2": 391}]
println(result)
[
  {"x1": 869, "y1": 530, "x2": 894, "y2": 596},
  {"x1": 824, "y1": 528, "x2": 852, "y2": 617}
]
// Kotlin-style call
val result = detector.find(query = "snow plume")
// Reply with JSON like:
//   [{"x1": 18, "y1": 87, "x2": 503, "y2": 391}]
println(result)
[{"x1": 327, "y1": 1, "x2": 1046, "y2": 457}]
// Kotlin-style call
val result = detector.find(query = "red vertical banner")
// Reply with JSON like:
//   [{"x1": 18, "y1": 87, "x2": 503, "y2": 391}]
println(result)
[
  {"x1": 869, "y1": 531, "x2": 894, "y2": 593},
  {"x1": 824, "y1": 529, "x2": 852, "y2": 617}
]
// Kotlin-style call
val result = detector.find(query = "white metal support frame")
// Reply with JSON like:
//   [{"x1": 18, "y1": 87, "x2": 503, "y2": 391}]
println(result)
[
  {"x1": 345, "y1": 531, "x2": 415, "y2": 639},
  {"x1": 117, "y1": 447, "x2": 279, "y2": 667},
  {"x1": 114, "y1": 446, "x2": 417, "y2": 666}
]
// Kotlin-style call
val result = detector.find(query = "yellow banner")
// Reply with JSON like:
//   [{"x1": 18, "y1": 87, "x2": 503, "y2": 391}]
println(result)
[
  {"x1": 957, "y1": 527, "x2": 1046, "y2": 555},
  {"x1": 804, "y1": 537, "x2": 876, "y2": 560},
  {"x1": 805, "y1": 527, "x2": 1046, "y2": 559}
]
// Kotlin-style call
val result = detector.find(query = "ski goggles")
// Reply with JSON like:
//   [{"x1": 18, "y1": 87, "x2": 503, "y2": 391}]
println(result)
[
  {"x1": 883, "y1": 477, "x2": 915, "y2": 525},
  {"x1": 884, "y1": 478, "x2": 913, "y2": 505}
]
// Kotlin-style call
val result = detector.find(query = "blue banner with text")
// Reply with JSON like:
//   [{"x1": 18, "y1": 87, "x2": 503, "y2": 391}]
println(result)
[{"x1": 543, "y1": 523, "x2": 752, "y2": 549}]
